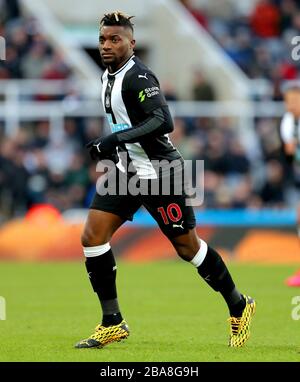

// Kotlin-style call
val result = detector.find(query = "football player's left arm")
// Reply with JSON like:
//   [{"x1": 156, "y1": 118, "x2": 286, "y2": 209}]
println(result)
[{"x1": 114, "y1": 105, "x2": 173, "y2": 143}]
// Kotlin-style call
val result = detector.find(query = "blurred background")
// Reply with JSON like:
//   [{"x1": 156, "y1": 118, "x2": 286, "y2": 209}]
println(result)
[{"x1": 0, "y1": 0, "x2": 299, "y2": 262}]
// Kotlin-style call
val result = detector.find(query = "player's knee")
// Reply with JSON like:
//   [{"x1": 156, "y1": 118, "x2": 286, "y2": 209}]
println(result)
[
  {"x1": 81, "y1": 227, "x2": 106, "y2": 247},
  {"x1": 177, "y1": 250, "x2": 194, "y2": 262},
  {"x1": 174, "y1": 242, "x2": 199, "y2": 262},
  {"x1": 81, "y1": 230, "x2": 94, "y2": 247},
  {"x1": 171, "y1": 231, "x2": 200, "y2": 261}
]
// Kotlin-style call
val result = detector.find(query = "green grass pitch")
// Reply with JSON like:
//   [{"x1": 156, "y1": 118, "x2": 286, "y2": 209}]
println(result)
[{"x1": 0, "y1": 261, "x2": 299, "y2": 362}]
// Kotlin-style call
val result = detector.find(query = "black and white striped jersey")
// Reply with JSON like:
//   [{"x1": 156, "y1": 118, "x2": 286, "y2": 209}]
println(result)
[{"x1": 101, "y1": 55, "x2": 182, "y2": 179}]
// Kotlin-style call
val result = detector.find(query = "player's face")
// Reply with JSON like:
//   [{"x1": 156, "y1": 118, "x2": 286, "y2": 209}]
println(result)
[
  {"x1": 99, "y1": 26, "x2": 135, "y2": 71},
  {"x1": 284, "y1": 89, "x2": 300, "y2": 118}
]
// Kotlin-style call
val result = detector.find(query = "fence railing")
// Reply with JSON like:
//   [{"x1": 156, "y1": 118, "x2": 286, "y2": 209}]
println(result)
[{"x1": 0, "y1": 80, "x2": 285, "y2": 159}]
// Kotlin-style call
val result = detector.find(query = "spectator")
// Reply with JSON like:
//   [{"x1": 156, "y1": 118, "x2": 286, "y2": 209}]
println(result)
[
  {"x1": 227, "y1": 139, "x2": 250, "y2": 175},
  {"x1": 203, "y1": 128, "x2": 230, "y2": 174},
  {"x1": 21, "y1": 42, "x2": 49, "y2": 79},
  {"x1": 259, "y1": 159, "x2": 285, "y2": 205},
  {"x1": 31, "y1": 121, "x2": 51, "y2": 149},
  {"x1": 4, "y1": 0, "x2": 20, "y2": 20},
  {"x1": 169, "y1": 118, "x2": 199, "y2": 159},
  {"x1": 191, "y1": 70, "x2": 216, "y2": 101},
  {"x1": 65, "y1": 153, "x2": 89, "y2": 188},
  {"x1": 231, "y1": 177, "x2": 253, "y2": 208},
  {"x1": 41, "y1": 52, "x2": 70, "y2": 81},
  {"x1": 250, "y1": 0, "x2": 281, "y2": 38},
  {"x1": 0, "y1": 137, "x2": 29, "y2": 216},
  {"x1": 227, "y1": 28, "x2": 254, "y2": 75},
  {"x1": 4, "y1": 46, "x2": 22, "y2": 78},
  {"x1": 279, "y1": 0, "x2": 298, "y2": 33},
  {"x1": 162, "y1": 81, "x2": 178, "y2": 101}
]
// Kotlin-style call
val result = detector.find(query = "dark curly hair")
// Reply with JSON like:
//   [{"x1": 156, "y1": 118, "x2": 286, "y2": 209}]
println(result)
[{"x1": 100, "y1": 11, "x2": 134, "y2": 32}]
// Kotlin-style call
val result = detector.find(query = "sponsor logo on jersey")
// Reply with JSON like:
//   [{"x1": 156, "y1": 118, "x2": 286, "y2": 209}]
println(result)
[
  {"x1": 138, "y1": 73, "x2": 148, "y2": 80},
  {"x1": 139, "y1": 87, "x2": 160, "y2": 102},
  {"x1": 145, "y1": 87, "x2": 160, "y2": 97},
  {"x1": 139, "y1": 90, "x2": 146, "y2": 103},
  {"x1": 106, "y1": 114, "x2": 130, "y2": 132}
]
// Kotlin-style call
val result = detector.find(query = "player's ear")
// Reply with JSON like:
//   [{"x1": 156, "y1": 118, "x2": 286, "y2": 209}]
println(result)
[{"x1": 130, "y1": 39, "x2": 136, "y2": 50}]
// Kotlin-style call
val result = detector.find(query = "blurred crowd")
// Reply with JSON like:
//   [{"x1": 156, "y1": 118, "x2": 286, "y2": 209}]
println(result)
[
  {"x1": 170, "y1": 115, "x2": 293, "y2": 210},
  {"x1": 0, "y1": 0, "x2": 298, "y2": 221},
  {"x1": 0, "y1": 113, "x2": 293, "y2": 221},
  {"x1": 0, "y1": 118, "x2": 104, "y2": 220},
  {"x1": 0, "y1": 0, "x2": 71, "y2": 82},
  {"x1": 177, "y1": 0, "x2": 299, "y2": 210},
  {"x1": 181, "y1": 0, "x2": 300, "y2": 101}
]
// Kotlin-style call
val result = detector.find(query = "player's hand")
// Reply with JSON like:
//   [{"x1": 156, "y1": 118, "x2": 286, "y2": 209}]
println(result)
[
  {"x1": 86, "y1": 134, "x2": 118, "y2": 161},
  {"x1": 86, "y1": 145, "x2": 119, "y2": 164}
]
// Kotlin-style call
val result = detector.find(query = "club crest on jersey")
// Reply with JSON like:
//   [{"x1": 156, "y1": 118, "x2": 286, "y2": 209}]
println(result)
[{"x1": 105, "y1": 95, "x2": 110, "y2": 108}]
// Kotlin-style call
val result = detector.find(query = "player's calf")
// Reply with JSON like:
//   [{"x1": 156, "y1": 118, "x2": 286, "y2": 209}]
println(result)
[{"x1": 173, "y1": 233, "x2": 255, "y2": 346}]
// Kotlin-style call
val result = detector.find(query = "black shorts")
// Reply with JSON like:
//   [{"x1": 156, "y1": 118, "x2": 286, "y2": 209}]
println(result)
[{"x1": 90, "y1": 165, "x2": 196, "y2": 238}]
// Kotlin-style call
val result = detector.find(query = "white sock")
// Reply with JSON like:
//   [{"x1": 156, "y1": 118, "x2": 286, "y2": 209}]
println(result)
[
  {"x1": 83, "y1": 243, "x2": 111, "y2": 257},
  {"x1": 190, "y1": 239, "x2": 208, "y2": 268}
]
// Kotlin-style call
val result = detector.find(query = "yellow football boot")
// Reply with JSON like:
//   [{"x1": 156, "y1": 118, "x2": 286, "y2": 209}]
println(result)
[
  {"x1": 228, "y1": 295, "x2": 256, "y2": 347},
  {"x1": 75, "y1": 320, "x2": 129, "y2": 349}
]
